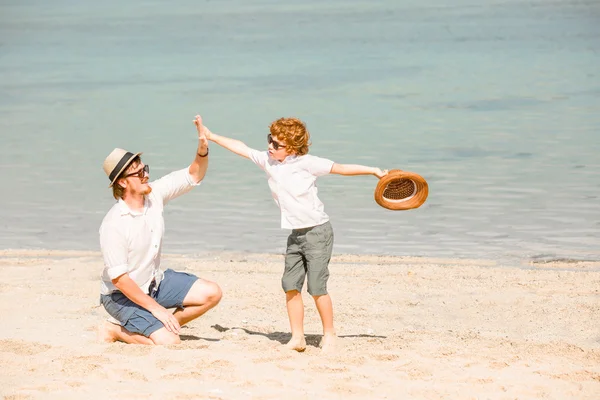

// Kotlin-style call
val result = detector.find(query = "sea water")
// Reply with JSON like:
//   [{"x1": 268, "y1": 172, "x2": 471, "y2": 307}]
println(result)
[{"x1": 1, "y1": 0, "x2": 599, "y2": 264}]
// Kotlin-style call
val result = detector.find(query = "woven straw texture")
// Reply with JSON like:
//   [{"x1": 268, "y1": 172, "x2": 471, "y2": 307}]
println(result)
[{"x1": 374, "y1": 169, "x2": 428, "y2": 210}]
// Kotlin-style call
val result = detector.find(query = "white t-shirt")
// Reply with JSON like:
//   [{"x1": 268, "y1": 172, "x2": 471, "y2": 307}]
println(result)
[
  {"x1": 248, "y1": 149, "x2": 334, "y2": 229},
  {"x1": 99, "y1": 167, "x2": 200, "y2": 295}
]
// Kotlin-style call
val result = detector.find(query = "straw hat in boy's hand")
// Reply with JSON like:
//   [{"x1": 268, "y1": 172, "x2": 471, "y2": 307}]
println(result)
[{"x1": 374, "y1": 169, "x2": 429, "y2": 210}]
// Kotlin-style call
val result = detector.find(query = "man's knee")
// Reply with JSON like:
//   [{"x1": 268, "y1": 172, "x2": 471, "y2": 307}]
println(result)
[
  {"x1": 207, "y1": 282, "x2": 223, "y2": 306},
  {"x1": 184, "y1": 279, "x2": 223, "y2": 307},
  {"x1": 153, "y1": 336, "x2": 181, "y2": 345},
  {"x1": 149, "y1": 328, "x2": 181, "y2": 345}
]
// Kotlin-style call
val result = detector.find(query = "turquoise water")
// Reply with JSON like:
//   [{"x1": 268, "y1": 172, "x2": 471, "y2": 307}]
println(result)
[{"x1": 1, "y1": 0, "x2": 599, "y2": 263}]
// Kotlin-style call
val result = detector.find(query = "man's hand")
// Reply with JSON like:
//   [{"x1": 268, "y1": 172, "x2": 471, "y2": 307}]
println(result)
[
  {"x1": 194, "y1": 115, "x2": 211, "y2": 145},
  {"x1": 149, "y1": 305, "x2": 181, "y2": 335},
  {"x1": 112, "y1": 273, "x2": 182, "y2": 335}
]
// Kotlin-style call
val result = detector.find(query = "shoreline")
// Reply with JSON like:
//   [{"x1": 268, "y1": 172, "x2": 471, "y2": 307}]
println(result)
[
  {"x1": 0, "y1": 248, "x2": 500, "y2": 262},
  {"x1": 2, "y1": 248, "x2": 599, "y2": 269},
  {"x1": 1, "y1": 249, "x2": 599, "y2": 399}
]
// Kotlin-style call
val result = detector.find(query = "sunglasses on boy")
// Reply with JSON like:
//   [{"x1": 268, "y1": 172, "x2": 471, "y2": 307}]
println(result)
[
  {"x1": 267, "y1": 134, "x2": 286, "y2": 151},
  {"x1": 124, "y1": 164, "x2": 149, "y2": 179}
]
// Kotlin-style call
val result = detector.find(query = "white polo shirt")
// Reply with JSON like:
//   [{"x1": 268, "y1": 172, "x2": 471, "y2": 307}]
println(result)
[
  {"x1": 248, "y1": 149, "x2": 334, "y2": 229},
  {"x1": 99, "y1": 167, "x2": 200, "y2": 295}
]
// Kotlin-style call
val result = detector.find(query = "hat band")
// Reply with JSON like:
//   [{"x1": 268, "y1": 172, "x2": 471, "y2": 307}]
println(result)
[{"x1": 109, "y1": 152, "x2": 135, "y2": 182}]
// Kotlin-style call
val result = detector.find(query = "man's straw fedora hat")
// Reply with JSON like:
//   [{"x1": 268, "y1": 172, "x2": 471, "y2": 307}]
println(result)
[
  {"x1": 103, "y1": 148, "x2": 142, "y2": 187},
  {"x1": 374, "y1": 169, "x2": 428, "y2": 210}
]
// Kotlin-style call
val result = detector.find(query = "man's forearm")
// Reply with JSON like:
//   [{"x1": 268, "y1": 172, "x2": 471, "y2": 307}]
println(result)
[
  {"x1": 112, "y1": 274, "x2": 161, "y2": 312},
  {"x1": 189, "y1": 139, "x2": 209, "y2": 183},
  {"x1": 209, "y1": 132, "x2": 250, "y2": 159}
]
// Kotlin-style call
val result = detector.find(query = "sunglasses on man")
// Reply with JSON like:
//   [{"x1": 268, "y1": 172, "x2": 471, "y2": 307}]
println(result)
[
  {"x1": 267, "y1": 134, "x2": 286, "y2": 151},
  {"x1": 124, "y1": 164, "x2": 149, "y2": 179}
]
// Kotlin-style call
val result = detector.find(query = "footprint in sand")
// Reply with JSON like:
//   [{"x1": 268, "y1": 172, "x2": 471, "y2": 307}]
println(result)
[
  {"x1": 105, "y1": 344, "x2": 155, "y2": 356},
  {"x1": 187, "y1": 359, "x2": 234, "y2": 371},
  {"x1": 310, "y1": 364, "x2": 349, "y2": 374},
  {"x1": 405, "y1": 367, "x2": 434, "y2": 379},
  {"x1": 120, "y1": 369, "x2": 148, "y2": 381},
  {"x1": 489, "y1": 360, "x2": 510, "y2": 369},
  {"x1": 221, "y1": 328, "x2": 249, "y2": 341},
  {"x1": 543, "y1": 370, "x2": 600, "y2": 382},
  {"x1": 60, "y1": 355, "x2": 112, "y2": 378},
  {"x1": 161, "y1": 371, "x2": 204, "y2": 380},
  {"x1": 337, "y1": 355, "x2": 367, "y2": 366},
  {"x1": 253, "y1": 353, "x2": 291, "y2": 364},
  {"x1": 328, "y1": 381, "x2": 372, "y2": 396},
  {"x1": 0, "y1": 339, "x2": 51, "y2": 355},
  {"x1": 371, "y1": 353, "x2": 400, "y2": 362}
]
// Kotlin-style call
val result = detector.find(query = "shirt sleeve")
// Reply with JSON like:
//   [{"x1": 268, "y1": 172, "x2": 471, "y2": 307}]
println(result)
[
  {"x1": 306, "y1": 155, "x2": 335, "y2": 176},
  {"x1": 248, "y1": 148, "x2": 269, "y2": 171},
  {"x1": 149, "y1": 167, "x2": 200, "y2": 205},
  {"x1": 99, "y1": 223, "x2": 129, "y2": 280}
]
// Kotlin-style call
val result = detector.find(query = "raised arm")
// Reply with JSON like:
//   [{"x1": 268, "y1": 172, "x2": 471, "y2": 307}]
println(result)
[
  {"x1": 198, "y1": 120, "x2": 251, "y2": 159},
  {"x1": 331, "y1": 163, "x2": 388, "y2": 178},
  {"x1": 190, "y1": 115, "x2": 210, "y2": 183}
]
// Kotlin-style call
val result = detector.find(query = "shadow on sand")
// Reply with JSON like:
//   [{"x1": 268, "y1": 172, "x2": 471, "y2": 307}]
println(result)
[
  {"x1": 179, "y1": 334, "x2": 220, "y2": 342},
  {"x1": 211, "y1": 324, "x2": 386, "y2": 348}
]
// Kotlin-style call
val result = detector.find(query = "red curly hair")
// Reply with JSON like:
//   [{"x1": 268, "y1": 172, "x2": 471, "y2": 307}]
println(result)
[{"x1": 269, "y1": 117, "x2": 311, "y2": 156}]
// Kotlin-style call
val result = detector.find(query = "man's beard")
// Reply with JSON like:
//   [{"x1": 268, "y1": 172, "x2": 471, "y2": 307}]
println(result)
[{"x1": 141, "y1": 185, "x2": 152, "y2": 196}]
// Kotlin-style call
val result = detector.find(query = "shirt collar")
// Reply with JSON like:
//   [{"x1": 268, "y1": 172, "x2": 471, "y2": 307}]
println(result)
[
  {"x1": 269, "y1": 154, "x2": 298, "y2": 164},
  {"x1": 118, "y1": 198, "x2": 148, "y2": 216}
]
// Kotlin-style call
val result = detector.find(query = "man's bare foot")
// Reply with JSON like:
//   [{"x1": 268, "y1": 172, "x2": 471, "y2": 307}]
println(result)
[
  {"x1": 319, "y1": 333, "x2": 337, "y2": 353},
  {"x1": 97, "y1": 321, "x2": 120, "y2": 343},
  {"x1": 284, "y1": 336, "x2": 306, "y2": 352}
]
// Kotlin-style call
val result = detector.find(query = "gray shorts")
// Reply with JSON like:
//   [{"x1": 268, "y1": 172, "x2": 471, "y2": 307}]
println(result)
[
  {"x1": 283, "y1": 221, "x2": 334, "y2": 296},
  {"x1": 100, "y1": 269, "x2": 198, "y2": 337}
]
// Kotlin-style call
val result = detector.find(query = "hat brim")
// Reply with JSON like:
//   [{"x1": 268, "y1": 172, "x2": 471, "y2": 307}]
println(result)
[
  {"x1": 108, "y1": 152, "x2": 143, "y2": 187},
  {"x1": 374, "y1": 169, "x2": 428, "y2": 210}
]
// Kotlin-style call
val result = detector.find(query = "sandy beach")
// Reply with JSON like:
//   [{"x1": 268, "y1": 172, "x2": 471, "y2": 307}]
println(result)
[{"x1": 0, "y1": 250, "x2": 598, "y2": 399}]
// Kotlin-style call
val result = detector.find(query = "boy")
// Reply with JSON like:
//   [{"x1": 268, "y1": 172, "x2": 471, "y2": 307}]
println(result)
[{"x1": 195, "y1": 115, "x2": 386, "y2": 352}]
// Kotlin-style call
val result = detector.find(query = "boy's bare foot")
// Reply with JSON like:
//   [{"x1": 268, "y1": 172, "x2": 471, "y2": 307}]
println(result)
[
  {"x1": 97, "y1": 321, "x2": 120, "y2": 343},
  {"x1": 320, "y1": 333, "x2": 337, "y2": 353},
  {"x1": 284, "y1": 336, "x2": 306, "y2": 352}
]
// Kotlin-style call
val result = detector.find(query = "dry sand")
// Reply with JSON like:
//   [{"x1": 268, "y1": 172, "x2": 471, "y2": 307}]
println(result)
[{"x1": 0, "y1": 250, "x2": 599, "y2": 399}]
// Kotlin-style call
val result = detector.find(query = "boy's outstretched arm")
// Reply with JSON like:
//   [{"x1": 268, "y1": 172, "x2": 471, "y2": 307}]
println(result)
[
  {"x1": 331, "y1": 163, "x2": 388, "y2": 178},
  {"x1": 196, "y1": 118, "x2": 250, "y2": 159}
]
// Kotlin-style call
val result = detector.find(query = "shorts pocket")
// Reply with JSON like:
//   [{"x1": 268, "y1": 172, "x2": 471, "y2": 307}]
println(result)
[
  {"x1": 101, "y1": 293, "x2": 137, "y2": 325},
  {"x1": 126, "y1": 312, "x2": 162, "y2": 336}
]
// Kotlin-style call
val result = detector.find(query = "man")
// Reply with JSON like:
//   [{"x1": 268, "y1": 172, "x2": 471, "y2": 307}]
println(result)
[{"x1": 98, "y1": 116, "x2": 221, "y2": 345}]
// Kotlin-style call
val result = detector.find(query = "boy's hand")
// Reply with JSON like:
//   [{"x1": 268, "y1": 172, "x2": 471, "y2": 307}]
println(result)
[
  {"x1": 204, "y1": 126, "x2": 214, "y2": 141},
  {"x1": 374, "y1": 168, "x2": 389, "y2": 179}
]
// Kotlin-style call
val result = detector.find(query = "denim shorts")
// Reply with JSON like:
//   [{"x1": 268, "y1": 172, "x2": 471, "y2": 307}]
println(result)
[
  {"x1": 100, "y1": 269, "x2": 198, "y2": 337},
  {"x1": 283, "y1": 221, "x2": 334, "y2": 296}
]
